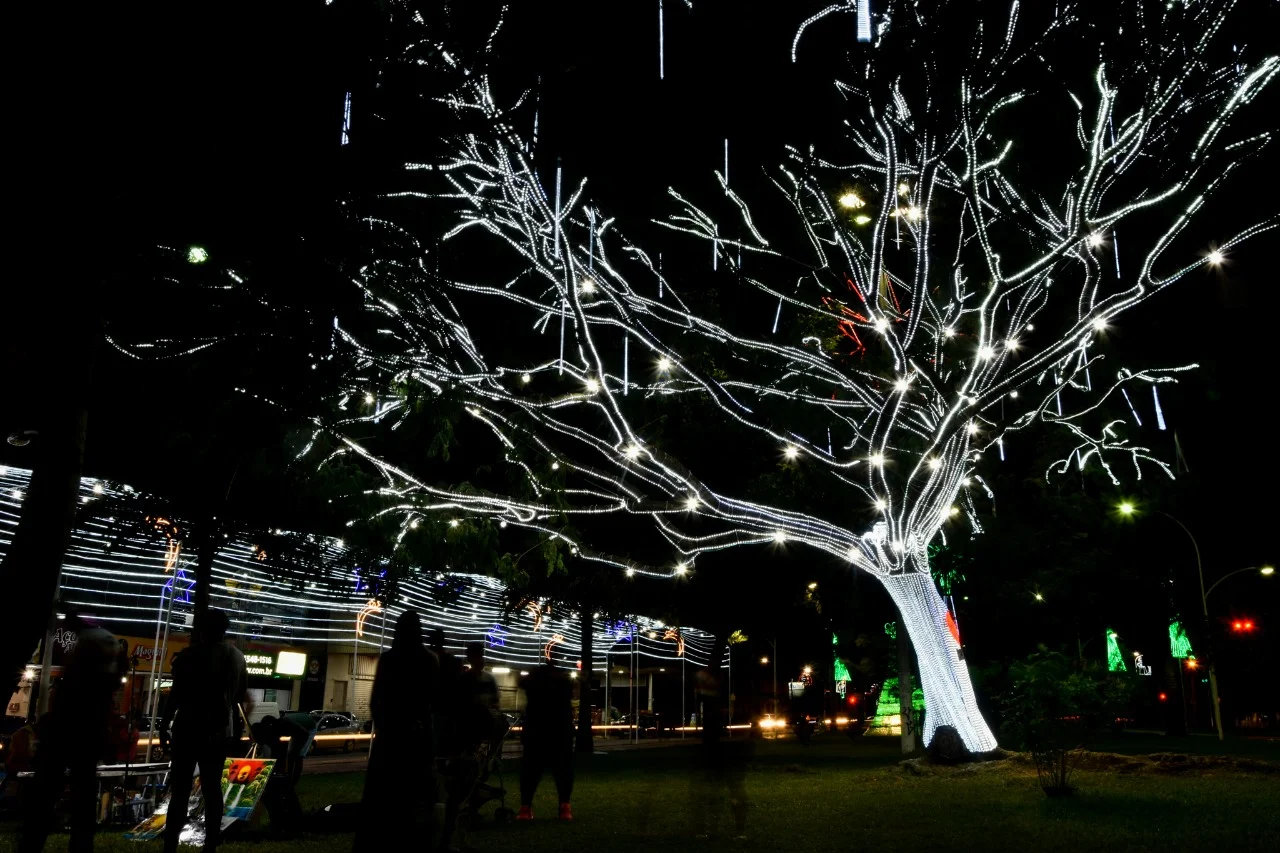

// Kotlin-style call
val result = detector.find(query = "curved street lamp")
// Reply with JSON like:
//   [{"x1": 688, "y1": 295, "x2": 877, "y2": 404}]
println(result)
[{"x1": 1118, "y1": 503, "x2": 1274, "y2": 741}]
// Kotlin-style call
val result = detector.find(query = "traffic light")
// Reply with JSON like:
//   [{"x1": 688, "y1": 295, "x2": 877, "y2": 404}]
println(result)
[{"x1": 1231, "y1": 619, "x2": 1256, "y2": 633}]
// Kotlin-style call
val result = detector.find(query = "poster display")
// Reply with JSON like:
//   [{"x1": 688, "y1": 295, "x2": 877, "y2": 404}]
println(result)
[{"x1": 124, "y1": 758, "x2": 275, "y2": 842}]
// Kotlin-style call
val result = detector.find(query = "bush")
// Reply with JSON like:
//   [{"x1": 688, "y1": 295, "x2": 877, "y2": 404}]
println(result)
[{"x1": 999, "y1": 649, "x2": 1133, "y2": 796}]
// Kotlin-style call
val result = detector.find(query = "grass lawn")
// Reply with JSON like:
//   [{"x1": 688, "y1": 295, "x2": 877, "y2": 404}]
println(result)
[{"x1": 5, "y1": 734, "x2": 1278, "y2": 853}]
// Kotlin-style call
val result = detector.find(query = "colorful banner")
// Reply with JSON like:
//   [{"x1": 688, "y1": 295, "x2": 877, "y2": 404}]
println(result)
[
  {"x1": 116, "y1": 634, "x2": 191, "y2": 674},
  {"x1": 124, "y1": 758, "x2": 275, "y2": 842}
]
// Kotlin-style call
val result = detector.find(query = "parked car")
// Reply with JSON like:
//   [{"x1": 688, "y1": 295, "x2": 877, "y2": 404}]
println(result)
[
  {"x1": 246, "y1": 702, "x2": 280, "y2": 726},
  {"x1": 311, "y1": 713, "x2": 363, "y2": 753},
  {"x1": 309, "y1": 709, "x2": 357, "y2": 723}
]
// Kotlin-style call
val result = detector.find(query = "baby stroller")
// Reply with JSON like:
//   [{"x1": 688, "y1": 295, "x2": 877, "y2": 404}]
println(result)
[{"x1": 437, "y1": 711, "x2": 518, "y2": 847}]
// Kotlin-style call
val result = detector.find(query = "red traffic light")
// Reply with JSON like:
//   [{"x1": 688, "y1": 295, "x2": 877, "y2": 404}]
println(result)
[
  {"x1": 1158, "y1": 692, "x2": 1167, "y2": 702},
  {"x1": 1232, "y1": 619, "x2": 1256, "y2": 633}
]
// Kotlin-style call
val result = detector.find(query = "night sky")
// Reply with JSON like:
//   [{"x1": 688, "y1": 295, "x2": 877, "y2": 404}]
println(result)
[{"x1": 6, "y1": 1, "x2": 1277, "y2": 709}]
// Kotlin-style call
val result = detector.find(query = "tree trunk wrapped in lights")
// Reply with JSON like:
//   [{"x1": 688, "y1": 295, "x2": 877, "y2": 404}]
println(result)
[{"x1": 114, "y1": 1, "x2": 1276, "y2": 751}]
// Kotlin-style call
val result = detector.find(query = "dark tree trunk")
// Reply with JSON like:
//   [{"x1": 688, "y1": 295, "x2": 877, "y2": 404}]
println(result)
[
  {"x1": 191, "y1": 517, "x2": 219, "y2": 636},
  {"x1": 897, "y1": 620, "x2": 919, "y2": 754},
  {"x1": 0, "y1": 402, "x2": 89, "y2": 695},
  {"x1": 576, "y1": 608, "x2": 594, "y2": 752}
]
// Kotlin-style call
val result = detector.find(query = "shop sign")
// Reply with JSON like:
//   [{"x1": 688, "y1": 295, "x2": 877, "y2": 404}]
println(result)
[{"x1": 244, "y1": 650, "x2": 307, "y2": 679}]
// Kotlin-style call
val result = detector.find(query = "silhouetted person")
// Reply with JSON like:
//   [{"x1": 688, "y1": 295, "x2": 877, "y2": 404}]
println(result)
[
  {"x1": 516, "y1": 659, "x2": 574, "y2": 821},
  {"x1": 158, "y1": 610, "x2": 248, "y2": 853},
  {"x1": 691, "y1": 669, "x2": 748, "y2": 838},
  {"x1": 250, "y1": 714, "x2": 309, "y2": 833},
  {"x1": 254, "y1": 712, "x2": 316, "y2": 786},
  {"x1": 457, "y1": 642, "x2": 499, "y2": 749},
  {"x1": 354, "y1": 610, "x2": 439, "y2": 853},
  {"x1": 20, "y1": 609, "x2": 119, "y2": 853},
  {"x1": 437, "y1": 642, "x2": 501, "y2": 851},
  {"x1": 428, "y1": 627, "x2": 462, "y2": 756}
]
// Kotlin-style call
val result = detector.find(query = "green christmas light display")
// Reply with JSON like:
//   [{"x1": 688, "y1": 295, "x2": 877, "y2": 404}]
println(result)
[
  {"x1": 1168, "y1": 621, "x2": 1193, "y2": 659},
  {"x1": 833, "y1": 634, "x2": 851, "y2": 683},
  {"x1": 1106, "y1": 629, "x2": 1127, "y2": 672},
  {"x1": 867, "y1": 677, "x2": 925, "y2": 736}
]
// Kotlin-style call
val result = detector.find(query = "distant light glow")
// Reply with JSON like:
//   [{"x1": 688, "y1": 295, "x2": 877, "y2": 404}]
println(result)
[
  {"x1": 187, "y1": 247, "x2": 209, "y2": 264},
  {"x1": 839, "y1": 192, "x2": 865, "y2": 209}
]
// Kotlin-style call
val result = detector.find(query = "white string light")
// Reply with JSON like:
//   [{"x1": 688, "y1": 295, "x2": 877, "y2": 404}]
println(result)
[
  {"x1": 114, "y1": 1, "x2": 1274, "y2": 754},
  {"x1": 0, "y1": 467, "x2": 725, "y2": 671}
]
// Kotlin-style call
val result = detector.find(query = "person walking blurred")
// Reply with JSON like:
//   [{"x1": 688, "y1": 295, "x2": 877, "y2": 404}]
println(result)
[
  {"x1": 19, "y1": 609, "x2": 119, "y2": 853},
  {"x1": 691, "y1": 669, "x2": 749, "y2": 839},
  {"x1": 158, "y1": 610, "x2": 249, "y2": 853},
  {"x1": 353, "y1": 610, "x2": 439, "y2": 853},
  {"x1": 516, "y1": 659, "x2": 574, "y2": 821}
]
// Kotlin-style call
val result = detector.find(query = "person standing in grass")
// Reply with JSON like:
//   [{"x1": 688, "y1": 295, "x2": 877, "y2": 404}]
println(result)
[
  {"x1": 158, "y1": 609, "x2": 250, "y2": 853},
  {"x1": 516, "y1": 658, "x2": 575, "y2": 821},
  {"x1": 354, "y1": 610, "x2": 439, "y2": 852},
  {"x1": 19, "y1": 609, "x2": 120, "y2": 853}
]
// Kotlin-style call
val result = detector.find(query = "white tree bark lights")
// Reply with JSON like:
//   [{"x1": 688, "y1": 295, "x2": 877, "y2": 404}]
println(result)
[
  {"x1": 122, "y1": 2, "x2": 1276, "y2": 751},
  {"x1": 325, "y1": 1, "x2": 1272, "y2": 751}
]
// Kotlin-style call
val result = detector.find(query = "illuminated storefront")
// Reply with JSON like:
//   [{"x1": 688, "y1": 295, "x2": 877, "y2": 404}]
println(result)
[{"x1": 2, "y1": 466, "x2": 721, "y2": 721}]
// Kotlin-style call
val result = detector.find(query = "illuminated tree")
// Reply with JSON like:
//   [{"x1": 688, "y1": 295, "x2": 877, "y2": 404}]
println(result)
[{"x1": 122, "y1": 1, "x2": 1276, "y2": 751}]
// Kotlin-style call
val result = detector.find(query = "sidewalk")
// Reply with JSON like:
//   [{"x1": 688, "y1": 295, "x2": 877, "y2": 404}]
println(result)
[{"x1": 302, "y1": 730, "x2": 732, "y2": 775}]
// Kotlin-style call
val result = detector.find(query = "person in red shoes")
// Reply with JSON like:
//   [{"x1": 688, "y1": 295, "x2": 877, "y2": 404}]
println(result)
[{"x1": 516, "y1": 658, "x2": 574, "y2": 821}]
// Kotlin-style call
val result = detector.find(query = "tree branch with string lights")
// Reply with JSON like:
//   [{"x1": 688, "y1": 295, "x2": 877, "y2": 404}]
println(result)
[{"x1": 117, "y1": 1, "x2": 1276, "y2": 752}]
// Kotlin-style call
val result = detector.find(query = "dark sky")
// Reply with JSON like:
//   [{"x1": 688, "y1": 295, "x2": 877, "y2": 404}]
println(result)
[{"x1": 5, "y1": 1, "x2": 1276, "y2": 686}]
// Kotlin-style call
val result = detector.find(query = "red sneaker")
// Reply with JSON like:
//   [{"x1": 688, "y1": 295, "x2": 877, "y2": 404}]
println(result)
[
  {"x1": 516, "y1": 806, "x2": 534, "y2": 821},
  {"x1": 558, "y1": 803, "x2": 573, "y2": 821}
]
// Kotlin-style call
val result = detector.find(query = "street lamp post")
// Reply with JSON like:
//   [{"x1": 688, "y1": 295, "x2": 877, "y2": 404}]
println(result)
[{"x1": 1120, "y1": 504, "x2": 1274, "y2": 742}]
